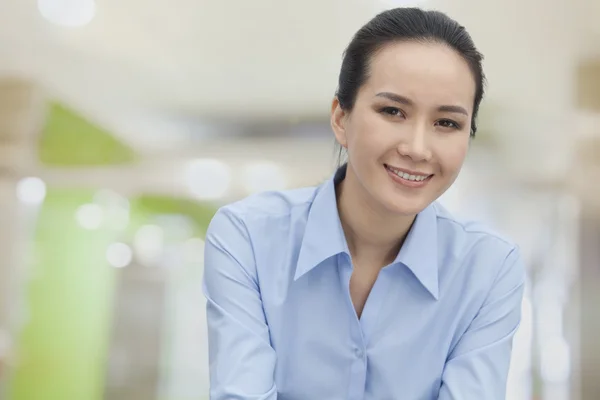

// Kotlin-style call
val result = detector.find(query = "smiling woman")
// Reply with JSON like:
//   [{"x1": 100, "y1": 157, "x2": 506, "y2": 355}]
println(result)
[
  {"x1": 332, "y1": 37, "x2": 478, "y2": 218},
  {"x1": 203, "y1": 7, "x2": 525, "y2": 400}
]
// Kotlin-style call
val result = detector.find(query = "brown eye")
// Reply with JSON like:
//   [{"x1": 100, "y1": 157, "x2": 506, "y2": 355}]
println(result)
[
  {"x1": 436, "y1": 119, "x2": 461, "y2": 130},
  {"x1": 379, "y1": 107, "x2": 405, "y2": 118}
]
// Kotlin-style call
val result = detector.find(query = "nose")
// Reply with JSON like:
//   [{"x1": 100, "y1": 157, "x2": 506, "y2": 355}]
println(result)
[{"x1": 397, "y1": 122, "x2": 432, "y2": 162}]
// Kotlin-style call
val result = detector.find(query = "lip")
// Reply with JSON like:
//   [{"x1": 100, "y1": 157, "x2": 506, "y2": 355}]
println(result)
[
  {"x1": 385, "y1": 164, "x2": 432, "y2": 177},
  {"x1": 384, "y1": 164, "x2": 433, "y2": 188}
]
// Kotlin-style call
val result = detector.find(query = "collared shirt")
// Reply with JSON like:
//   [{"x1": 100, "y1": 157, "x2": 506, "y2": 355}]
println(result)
[{"x1": 203, "y1": 166, "x2": 526, "y2": 400}]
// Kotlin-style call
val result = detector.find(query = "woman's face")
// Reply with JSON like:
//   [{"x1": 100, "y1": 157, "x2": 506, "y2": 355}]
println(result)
[{"x1": 332, "y1": 40, "x2": 476, "y2": 216}]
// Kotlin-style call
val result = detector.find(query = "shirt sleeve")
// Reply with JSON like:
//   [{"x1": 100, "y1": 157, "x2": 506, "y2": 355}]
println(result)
[
  {"x1": 202, "y1": 208, "x2": 277, "y2": 400},
  {"x1": 438, "y1": 247, "x2": 526, "y2": 400}
]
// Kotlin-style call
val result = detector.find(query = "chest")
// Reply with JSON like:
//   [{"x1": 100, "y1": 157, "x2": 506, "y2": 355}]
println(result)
[
  {"x1": 267, "y1": 266, "x2": 451, "y2": 399},
  {"x1": 349, "y1": 265, "x2": 381, "y2": 318}
]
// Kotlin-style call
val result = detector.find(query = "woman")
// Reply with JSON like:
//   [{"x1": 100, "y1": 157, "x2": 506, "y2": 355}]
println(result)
[{"x1": 203, "y1": 7, "x2": 525, "y2": 400}]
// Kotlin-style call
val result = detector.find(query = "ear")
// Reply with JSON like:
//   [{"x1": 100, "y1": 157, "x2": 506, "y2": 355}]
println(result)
[{"x1": 330, "y1": 97, "x2": 348, "y2": 149}]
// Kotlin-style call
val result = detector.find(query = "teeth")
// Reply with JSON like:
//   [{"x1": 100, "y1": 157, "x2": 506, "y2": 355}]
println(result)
[{"x1": 390, "y1": 168, "x2": 429, "y2": 182}]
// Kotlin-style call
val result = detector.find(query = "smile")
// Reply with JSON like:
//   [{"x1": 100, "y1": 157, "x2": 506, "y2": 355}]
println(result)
[{"x1": 384, "y1": 164, "x2": 433, "y2": 188}]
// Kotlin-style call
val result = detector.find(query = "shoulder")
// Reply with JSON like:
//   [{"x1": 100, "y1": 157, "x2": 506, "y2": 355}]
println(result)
[
  {"x1": 432, "y1": 202, "x2": 525, "y2": 284},
  {"x1": 433, "y1": 201, "x2": 516, "y2": 254},
  {"x1": 204, "y1": 186, "x2": 320, "y2": 278},
  {"x1": 206, "y1": 185, "x2": 319, "y2": 235}
]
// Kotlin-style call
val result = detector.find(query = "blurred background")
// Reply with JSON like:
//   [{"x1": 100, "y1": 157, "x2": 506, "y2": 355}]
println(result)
[{"x1": 0, "y1": 0, "x2": 598, "y2": 399}]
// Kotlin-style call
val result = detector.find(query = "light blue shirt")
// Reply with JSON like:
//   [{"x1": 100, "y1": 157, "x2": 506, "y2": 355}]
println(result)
[{"x1": 203, "y1": 166, "x2": 525, "y2": 400}]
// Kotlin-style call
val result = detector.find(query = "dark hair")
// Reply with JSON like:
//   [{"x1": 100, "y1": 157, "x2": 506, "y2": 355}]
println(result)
[{"x1": 336, "y1": 7, "x2": 485, "y2": 145}]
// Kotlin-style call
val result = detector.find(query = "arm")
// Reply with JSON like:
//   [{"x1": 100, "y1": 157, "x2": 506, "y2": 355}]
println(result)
[
  {"x1": 203, "y1": 208, "x2": 277, "y2": 400},
  {"x1": 438, "y1": 247, "x2": 526, "y2": 400}
]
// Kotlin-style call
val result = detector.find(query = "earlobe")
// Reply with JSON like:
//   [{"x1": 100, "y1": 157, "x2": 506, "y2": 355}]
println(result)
[{"x1": 330, "y1": 97, "x2": 348, "y2": 148}]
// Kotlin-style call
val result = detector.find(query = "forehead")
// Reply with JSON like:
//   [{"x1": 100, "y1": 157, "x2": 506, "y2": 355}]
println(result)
[{"x1": 363, "y1": 41, "x2": 477, "y2": 109}]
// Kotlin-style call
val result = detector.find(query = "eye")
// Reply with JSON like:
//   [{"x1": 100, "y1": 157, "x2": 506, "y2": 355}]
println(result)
[
  {"x1": 379, "y1": 107, "x2": 405, "y2": 118},
  {"x1": 436, "y1": 119, "x2": 461, "y2": 130}
]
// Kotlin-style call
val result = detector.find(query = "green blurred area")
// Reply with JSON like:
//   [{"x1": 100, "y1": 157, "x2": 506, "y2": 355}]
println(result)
[
  {"x1": 39, "y1": 102, "x2": 137, "y2": 166},
  {"x1": 8, "y1": 102, "x2": 215, "y2": 400},
  {"x1": 9, "y1": 189, "x2": 119, "y2": 400}
]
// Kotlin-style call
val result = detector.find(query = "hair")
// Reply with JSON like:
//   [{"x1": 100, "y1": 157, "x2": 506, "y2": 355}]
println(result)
[{"x1": 335, "y1": 7, "x2": 486, "y2": 163}]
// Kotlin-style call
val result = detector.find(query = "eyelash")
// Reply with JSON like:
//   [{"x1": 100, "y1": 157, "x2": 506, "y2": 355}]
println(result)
[
  {"x1": 380, "y1": 107, "x2": 405, "y2": 118},
  {"x1": 378, "y1": 107, "x2": 462, "y2": 130},
  {"x1": 436, "y1": 119, "x2": 461, "y2": 130}
]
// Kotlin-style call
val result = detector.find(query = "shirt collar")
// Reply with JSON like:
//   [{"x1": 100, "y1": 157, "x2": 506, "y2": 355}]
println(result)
[
  {"x1": 294, "y1": 166, "x2": 349, "y2": 281},
  {"x1": 294, "y1": 164, "x2": 439, "y2": 300},
  {"x1": 394, "y1": 202, "x2": 439, "y2": 299}
]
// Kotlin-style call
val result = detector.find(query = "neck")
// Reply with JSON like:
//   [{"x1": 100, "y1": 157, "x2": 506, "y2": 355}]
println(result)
[{"x1": 336, "y1": 166, "x2": 415, "y2": 267}]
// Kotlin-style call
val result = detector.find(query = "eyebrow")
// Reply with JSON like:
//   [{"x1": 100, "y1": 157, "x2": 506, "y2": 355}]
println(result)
[{"x1": 375, "y1": 92, "x2": 469, "y2": 116}]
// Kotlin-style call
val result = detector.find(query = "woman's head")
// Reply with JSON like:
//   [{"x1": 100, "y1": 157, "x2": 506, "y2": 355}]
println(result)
[{"x1": 331, "y1": 7, "x2": 485, "y2": 217}]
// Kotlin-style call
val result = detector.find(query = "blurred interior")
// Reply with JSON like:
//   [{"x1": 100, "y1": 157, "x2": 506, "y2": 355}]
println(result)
[{"x1": 0, "y1": 0, "x2": 599, "y2": 399}]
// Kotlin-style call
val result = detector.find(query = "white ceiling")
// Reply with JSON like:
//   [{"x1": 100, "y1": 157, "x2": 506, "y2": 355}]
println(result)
[
  {"x1": 0, "y1": 0, "x2": 383, "y2": 119},
  {"x1": 0, "y1": 0, "x2": 597, "y2": 153}
]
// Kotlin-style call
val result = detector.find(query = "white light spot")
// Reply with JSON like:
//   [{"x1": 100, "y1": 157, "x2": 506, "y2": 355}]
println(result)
[
  {"x1": 134, "y1": 225, "x2": 164, "y2": 266},
  {"x1": 106, "y1": 243, "x2": 133, "y2": 268},
  {"x1": 242, "y1": 161, "x2": 287, "y2": 194},
  {"x1": 75, "y1": 203, "x2": 103, "y2": 230},
  {"x1": 94, "y1": 190, "x2": 130, "y2": 230},
  {"x1": 185, "y1": 159, "x2": 231, "y2": 200},
  {"x1": 38, "y1": 0, "x2": 96, "y2": 27},
  {"x1": 16, "y1": 177, "x2": 47, "y2": 205}
]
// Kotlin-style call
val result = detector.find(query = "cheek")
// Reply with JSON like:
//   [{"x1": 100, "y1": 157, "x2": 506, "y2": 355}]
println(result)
[
  {"x1": 345, "y1": 118, "x2": 371, "y2": 155},
  {"x1": 348, "y1": 114, "x2": 393, "y2": 152},
  {"x1": 437, "y1": 140, "x2": 469, "y2": 172}
]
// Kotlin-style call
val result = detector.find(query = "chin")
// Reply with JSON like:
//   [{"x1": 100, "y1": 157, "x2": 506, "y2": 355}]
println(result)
[{"x1": 381, "y1": 195, "x2": 429, "y2": 217}]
